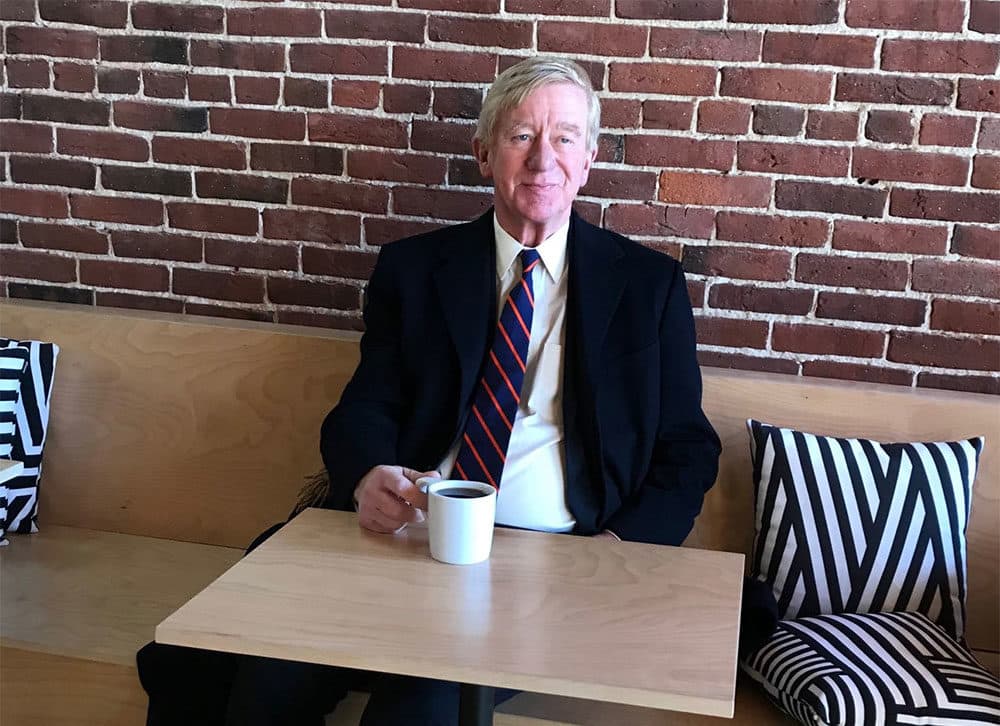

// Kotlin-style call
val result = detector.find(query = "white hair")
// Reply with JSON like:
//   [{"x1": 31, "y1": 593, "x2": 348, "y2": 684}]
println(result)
[{"x1": 475, "y1": 56, "x2": 601, "y2": 152}]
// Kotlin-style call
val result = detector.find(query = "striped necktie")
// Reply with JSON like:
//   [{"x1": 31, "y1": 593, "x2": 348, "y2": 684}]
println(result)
[{"x1": 453, "y1": 248, "x2": 541, "y2": 489}]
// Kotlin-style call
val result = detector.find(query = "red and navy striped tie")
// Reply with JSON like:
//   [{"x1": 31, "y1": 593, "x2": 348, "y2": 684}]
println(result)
[{"x1": 453, "y1": 249, "x2": 541, "y2": 489}]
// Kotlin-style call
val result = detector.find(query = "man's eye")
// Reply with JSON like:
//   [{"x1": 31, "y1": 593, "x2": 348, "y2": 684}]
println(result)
[
  {"x1": 558, "y1": 137, "x2": 573, "y2": 144},
  {"x1": 515, "y1": 134, "x2": 531, "y2": 142}
]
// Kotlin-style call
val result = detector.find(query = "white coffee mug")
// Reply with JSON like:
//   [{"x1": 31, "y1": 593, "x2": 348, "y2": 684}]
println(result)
[{"x1": 416, "y1": 478, "x2": 496, "y2": 565}]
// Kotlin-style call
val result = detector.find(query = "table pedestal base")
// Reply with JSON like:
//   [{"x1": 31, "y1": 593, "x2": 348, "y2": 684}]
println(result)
[{"x1": 459, "y1": 683, "x2": 494, "y2": 726}]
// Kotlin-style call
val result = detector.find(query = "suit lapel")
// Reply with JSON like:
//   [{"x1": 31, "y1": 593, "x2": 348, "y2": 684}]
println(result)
[
  {"x1": 433, "y1": 211, "x2": 496, "y2": 414},
  {"x1": 567, "y1": 212, "x2": 627, "y2": 385},
  {"x1": 564, "y1": 211, "x2": 626, "y2": 531}
]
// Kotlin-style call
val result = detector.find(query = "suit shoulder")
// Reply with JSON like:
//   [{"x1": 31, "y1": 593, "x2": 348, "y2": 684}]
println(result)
[{"x1": 579, "y1": 216, "x2": 681, "y2": 275}]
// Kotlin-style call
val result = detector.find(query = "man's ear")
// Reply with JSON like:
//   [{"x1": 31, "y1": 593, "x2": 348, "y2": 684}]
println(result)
[
  {"x1": 579, "y1": 144, "x2": 598, "y2": 186},
  {"x1": 472, "y1": 137, "x2": 493, "y2": 180}
]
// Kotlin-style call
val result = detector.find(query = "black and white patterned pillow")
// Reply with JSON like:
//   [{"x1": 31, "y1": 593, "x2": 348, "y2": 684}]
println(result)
[
  {"x1": 0, "y1": 346, "x2": 30, "y2": 545},
  {"x1": 743, "y1": 610, "x2": 1000, "y2": 725},
  {"x1": 1, "y1": 339, "x2": 60, "y2": 535},
  {"x1": 748, "y1": 420, "x2": 983, "y2": 641}
]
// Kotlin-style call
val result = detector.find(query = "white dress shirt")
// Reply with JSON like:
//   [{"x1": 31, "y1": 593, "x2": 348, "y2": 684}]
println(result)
[{"x1": 436, "y1": 214, "x2": 575, "y2": 532}]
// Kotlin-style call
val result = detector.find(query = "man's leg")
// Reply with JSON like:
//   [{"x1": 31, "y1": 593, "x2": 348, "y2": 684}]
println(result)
[
  {"x1": 224, "y1": 654, "x2": 356, "y2": 726},
  {"x1": 359, "y1": 673, "x2": 519, "y2": 726},
  {"x1": 137, "y1": 642, "x2": 238, "y2": 726}
]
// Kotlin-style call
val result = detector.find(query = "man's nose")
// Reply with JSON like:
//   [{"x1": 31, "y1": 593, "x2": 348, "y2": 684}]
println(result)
[{"x1": 527, "y1": 136, "x2": 555, "y2": 170}]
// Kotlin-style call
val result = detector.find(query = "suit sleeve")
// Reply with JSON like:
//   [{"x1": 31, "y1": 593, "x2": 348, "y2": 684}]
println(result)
[
  {"x1": 320, "y1": 244, "x2": 405, "y2": 510},
  {"x1": 603, "y1": 262, "x2": 721, "y2": 545}
]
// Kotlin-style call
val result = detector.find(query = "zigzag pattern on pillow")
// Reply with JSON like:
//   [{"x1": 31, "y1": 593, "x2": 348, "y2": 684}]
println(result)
[
  {"x1": 748, "y1": 420, "x2": 982, "y2": 640},
  {"x1": 1, "y1": 339, "x2": 59, "y2": 535}
]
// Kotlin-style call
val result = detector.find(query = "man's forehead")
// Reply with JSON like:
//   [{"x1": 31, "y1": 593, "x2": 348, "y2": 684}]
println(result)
[{"x1": 499, "y1": 84, "x2": 589, "y2": 128}]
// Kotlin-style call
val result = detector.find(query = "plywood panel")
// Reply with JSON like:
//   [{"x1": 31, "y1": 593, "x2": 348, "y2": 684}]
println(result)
[
  {"x1": 0, "y1": 301, "x2": 360, "y2": 549},
  {"x1": 0, "y1": 647, "x2": 146, "y2": 726},
  {"x1": 1, "y1": 525, "x2": 240, "y2": 665},
  {"x1": 4, "y1": 299, "x2": 996, "y2": 655}
]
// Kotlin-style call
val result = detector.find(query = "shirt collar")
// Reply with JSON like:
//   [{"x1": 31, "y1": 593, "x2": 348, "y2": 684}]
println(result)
[{"x1": 493, "y1": 213, "x2": 569, "y2": 283}]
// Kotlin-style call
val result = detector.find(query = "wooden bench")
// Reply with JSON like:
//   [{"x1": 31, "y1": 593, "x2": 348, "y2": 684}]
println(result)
[{"x1": 1, "y1": 299, "x2": 997, "y2": 726}]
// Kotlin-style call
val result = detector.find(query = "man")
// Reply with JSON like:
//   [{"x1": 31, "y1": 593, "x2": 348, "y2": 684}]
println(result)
[{"x1": 141, "y1": 56, "x2": 721, "y2": 726}]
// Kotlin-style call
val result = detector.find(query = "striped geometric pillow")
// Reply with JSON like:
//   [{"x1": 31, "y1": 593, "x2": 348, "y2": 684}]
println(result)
[
  {"x1": 0, "y1": 339, "x2": 60, "y2": 535},
  {"x1": 743, "y1": 610, "x2": 1000, "y2": 726},
  {"x1": 0, "y1": 346, "x2": 30, "y2": 546},
  {"x1": 748, "y1": 420, "x2": 983, "y2": 641}
]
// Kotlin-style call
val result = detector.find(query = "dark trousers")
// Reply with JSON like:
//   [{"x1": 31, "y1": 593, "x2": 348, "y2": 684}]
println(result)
[
  {"x1": 137, "y1": 521, "x2": 519, "y2": 725},
  {"x1": 138, "y1": 642, "x2": 518, "y2": 726}
]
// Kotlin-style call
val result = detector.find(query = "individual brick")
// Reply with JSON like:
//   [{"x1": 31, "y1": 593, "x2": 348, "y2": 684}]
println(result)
[
  {"x1": 817, "y1": 292, "x2": 926, "y2": 326},
  {"x1": 752, "y1": 105, "x2": 803, "y2": 136},
  {"x1": 772, "y1": 323, "x2": 885, "y2": 358},
  {"x1": 227, "y1": 7, "x2": 322, "y2": 37},
  {"x1": 845, "y1": 0, "x2": 964, "y2": 31},
  {"x1": 697, "y1": 101, "x2": 751, "y2": 135},
  {"x1": 729, "y1": 0, "x2": 838, "y2": 23},
  {"x1": 326, "y1": 9, "x2": 425, "y2": 42},
  {"x1": 865, "y1": 110, "x2": 914, "y2": 144},
  {"x1": 391, "y1": 48, "x2": 495, "y2": 82},
  {"x1": 708, "y1": 284, "x2": 813, "y2": 314},
  {"x1": 836, "y1": 74, "x2": 952, "y2": 106},
  {"x1": 682, "y1": 245, "x2": 791, "y2": 281},
  {"x1": 912, "y1": 258, "x2": 1000, "y2": 297},
  {"x1": 889, "y1": 332, "x2": 999, "y2": 372},
  {"x1": 776, "y1": 181, "x2": 886, "y2": 218},
  {"x1": 53, "y1": 62, "x2": 95, "y2": 93},
  {"x1": 659, "y1": 171, "x2": 770, "y2": 208},
  {"x1": 833, "y1": 220, "x2": 948, "y2": 255},
  {"x1": 852, "y1": 148, "x2": 969, "y2": 186},
  {"x1": 80, "y1": 259, "x2": 169, "y2": 291},
  {"x1": 609, "y1": 63, "x2": 716, "y2": 96},
  {"x1": 651, "y1": 29, "x2": 760, "y2": 61},
  {"x1": 919, "y1": 114, "x2": 977, "y2": 147},
  {"x1": 618, "y1": 0, "x2": 723, "y2": 19},
  {"x1": 762, "y1": 32, "x2": 876, "y2": 67},
  {"x1": 70, "y1": 194, "x2": 163, "y2": 225},
  {"x1": 433, "y1": 16, "x2": 532, "y2": 48},
  {"x1": 716, "y1": 212, "x2": 829, "y2": 247},
  {"x1": 263, "y1": 209, "x2": 361, "y2": 244},
  {"x1": 721, "y1": 68, "x2": 832, "y2": 103},
  {"x1": 168, "y1": 202, "x2": 259, "y2": 236},
  {"x1": 890, "y1": 189, "x2": 1000, "y2": 223},
  {"x1": 10, "y1": 156, "x2": 96, "y2": 188},
  {"x1": 806, "y1": 110, "x2": 859, "y2": 141},
  {"x1": 931, "y1": 299, "x2": 1000, "y2": 336},
  {"x1": 795, "y1": 253, "x2": 908, "y2": 290}
]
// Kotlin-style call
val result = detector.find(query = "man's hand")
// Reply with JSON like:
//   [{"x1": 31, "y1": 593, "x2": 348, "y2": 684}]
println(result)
[{"x1": 354, "y1": 465, "x2": 439, "y2": 534}]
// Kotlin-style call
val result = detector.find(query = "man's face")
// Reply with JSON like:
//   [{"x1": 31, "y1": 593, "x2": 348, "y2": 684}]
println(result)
[{"x1": 474, "y1": 82, "x2": 596, "y2": 245}]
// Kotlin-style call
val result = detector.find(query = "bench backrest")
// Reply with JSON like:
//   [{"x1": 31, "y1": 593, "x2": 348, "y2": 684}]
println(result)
[{"x1": 2, "y1": 300, "x2": 996, "y2": 655}]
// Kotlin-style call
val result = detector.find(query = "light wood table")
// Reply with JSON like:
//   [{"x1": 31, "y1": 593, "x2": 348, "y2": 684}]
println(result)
[
  {"x1": 0, "y1": 460, "x2": 24, "y2": 485},
  {"x1": 157, "y1": 508, "x2": 745, "y2": 725}
]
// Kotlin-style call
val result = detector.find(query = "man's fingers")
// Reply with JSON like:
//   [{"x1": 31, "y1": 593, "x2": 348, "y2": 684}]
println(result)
[{"x1": 359, "y1": 513, "x2": 396, "y2": 534}]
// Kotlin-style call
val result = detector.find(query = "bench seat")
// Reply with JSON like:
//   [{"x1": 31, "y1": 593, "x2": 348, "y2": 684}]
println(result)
[
  {"x1": 1, "y1": 525, "x2": 790, "y2": 725},
  {"x1": 1, "y1": 300, "x2": 996, "y2": 724}
]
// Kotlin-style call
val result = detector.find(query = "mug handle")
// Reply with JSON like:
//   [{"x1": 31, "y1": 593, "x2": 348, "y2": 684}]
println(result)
[{"x1": 415, "y1": 475, "x2": 442, "y2": 495}]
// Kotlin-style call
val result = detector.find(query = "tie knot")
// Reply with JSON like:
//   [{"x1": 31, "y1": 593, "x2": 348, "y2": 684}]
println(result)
[{"x1": 520, "y1": 249, "x2": 541, "y2": 276}]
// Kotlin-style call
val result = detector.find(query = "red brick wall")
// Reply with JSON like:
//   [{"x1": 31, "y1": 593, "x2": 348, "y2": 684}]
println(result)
[{"x1": 1, "y1": 0, "x2": 998, "y2": 394}]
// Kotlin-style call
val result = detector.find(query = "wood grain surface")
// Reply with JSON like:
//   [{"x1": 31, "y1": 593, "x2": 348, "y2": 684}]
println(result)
[
  {"x1": 0, "y1": 300, "x2": 359, "y2": 549},
  {"x1": 0, "y1": 524, "x2": 240, "y2": 664},
  {"x1": 158, "y1": 508, "x2": 746, "y2": 717}
]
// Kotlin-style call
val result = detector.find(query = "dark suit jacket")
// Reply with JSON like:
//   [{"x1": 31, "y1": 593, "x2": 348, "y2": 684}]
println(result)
[{"x1": 320, "y1": 209, "x2": 721, "y2": 545}]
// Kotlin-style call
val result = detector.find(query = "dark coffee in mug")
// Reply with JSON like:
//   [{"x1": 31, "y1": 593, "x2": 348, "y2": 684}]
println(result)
[{"x1": 437, "y1": 487, "x2": 490, "y2": 499}]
